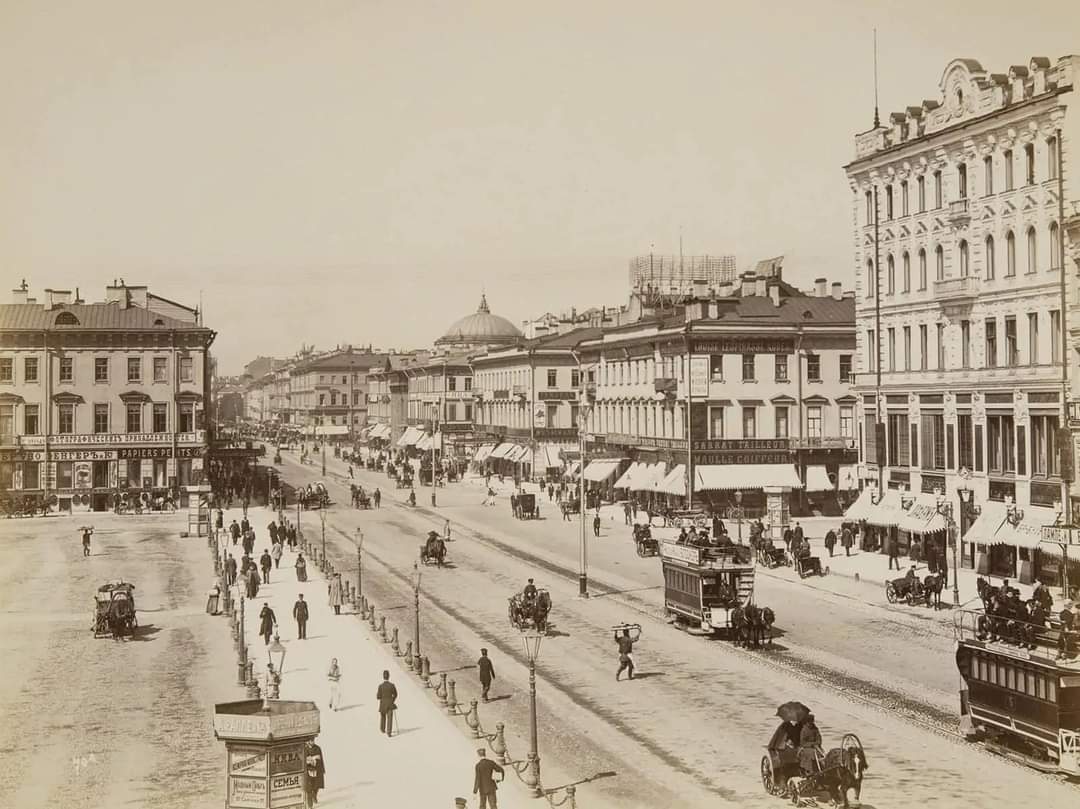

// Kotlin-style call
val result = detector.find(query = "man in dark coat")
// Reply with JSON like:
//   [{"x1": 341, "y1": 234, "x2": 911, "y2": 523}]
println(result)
[
  {"x1": 241, "y1": 516, "x2": 250, "y2": 535},
  {"x1": 824, "y1": 529, "x2": 837, "y2": 557},
  {"x1": 593, "y1": 512, "x2": 601, "y2": 537},
  {"x1": 783, "y1": 526, "x2": 794, "y2": 553},
  {"x1": 373, "y1": 488, "x2": 381, "y2": 508},
  {"x1": 798, "y1": 714, "x2": 823, "y2": 775},
  {"x1": 478, "y1": 648, "x2": 495, "y2": 702},
  {"x1": 376, "y1": 670, "x2": 397, "y2": 736},
  {"x1": 242, "y1": 531, "x2": 255, "y2": 557},
  {"x1": 793, "y1": 522, "x2": 804, "y2": 547},
  {"x1": 473, "y1": 748, "x2": 504, "y2": 809},
  {"x1": 258, "y1": 602, "x2": 277, "y2": 644},
  {"x1": 260, "y1": 549, "x2": 273, "y2": 584},
  {"x1": 245, "y1": 566, "x2": 260, "y2": 600},
  {"x1": 304, "y1": 740, "x2": 325, "y2": 807},
  {"x1": 268, "y1": 521, "x2": 279, "y2": 546},
  {"x1": 225, "y1": 554, "x2": 238, "y2": 586},
  {"x1": 841, "y1": 525, "x2": 854, "y2": 556},
  {"x1": 293, "y1": 594, "x2": 309, "y2": 639},
  {"x1": 229, "y1": 520, "x2": 240, "y2": 545}
]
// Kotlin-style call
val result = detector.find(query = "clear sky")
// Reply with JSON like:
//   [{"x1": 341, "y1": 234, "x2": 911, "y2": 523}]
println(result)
[{"x1": 1, "y1": 1, "x2": 1077, "y2": 373}]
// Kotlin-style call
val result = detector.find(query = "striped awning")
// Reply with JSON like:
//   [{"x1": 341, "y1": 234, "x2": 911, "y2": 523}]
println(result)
[
  {"x1": 694, "y1": 464, "x2": 803, "y2": 492},
  {"x1": 564, "y1": 461, "x2": 580, "y2": 479},
  {"x1": 474, "y1": 444, "x2": 496, "y2": 463},
  {"x1": 489, "y1": 443, "x2": 514, "y2": 459},
  {"x1": 583, "y1": 460, "x2": 622, "y2": 482},
  {"x1": 507, "y1": 445, "x2": 531, "y2": 463},
  {"x1": 614, "y1": 462, "x2": 646, "y2": 489},
  {"x1": 991, "y1": 505, "x2": 1061, "y2": 551},
  {"x1": 658, "y1": 465, "x2": 686, "y2": 496},
  {"x1": 396, "y1": 426, "x2": 423, "y2": 447},
  {"x1": 897, "y1": 493, "x2": 948, "y2": 534},
  {"x1": 804, "y1": 466, "x2": 834, "y2": 492},
  {"x1": 536, "y1": 444, "x2": 562, "y2": 469}
]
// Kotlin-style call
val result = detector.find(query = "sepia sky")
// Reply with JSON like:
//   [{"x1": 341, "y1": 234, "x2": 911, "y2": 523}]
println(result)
[{"x1": 1, "y1": 1, "x2": 1078, "y2": 373}]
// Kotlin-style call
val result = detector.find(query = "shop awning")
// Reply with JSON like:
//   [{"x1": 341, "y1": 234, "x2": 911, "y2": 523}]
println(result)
[
  {"x1": 368, "y1": 424, "x2": 390, "y2": 440},
  {"x1": 564, "y1": 461, "x2": 580, "y2": 479},
  {"x1": 960, "y1": 501, "x2": 1006, "y2": 546},
  {"x1": 416, "y1": 433, "x2": 434, "y2": 452},
  {"x1": 898, "y1": 493, "x2": 948, "y2": 534},
  {"x1": 633, "y1": 462, "x2": 668, "y2": 491},
  {"x1": 842, "y1": 488, "x2": 875, "y2": 522},
  {"x1": 837, "y1": 465, "x2": 858, "y2": 491},
  {"x1": 396, "y1": 426, "x2": 423, "y2": 447},
  {"x1": 992, "y1": 505, "x2": 1062, "y2": 551},
  {"x1": 694, "y1": 464, "x2": 803, "y2": 492},
  {"x1": 804, "y1": 466, "x2": 834, "y2": 492},
  {"x1": 474, "y1": 444, "x2": 496, "y2": 463},
  {"x1": 658, "y1": 465, "x2": 687, "y2": 496},
  {"x1": 315, "y1": 425, "x2": 349, "y2": 436},
  {"x1": 866, "y1": 489, "x2": 905, "y2": 528},
  {"x1": 614, "y1": 462, "x2": 646, "y2": 489},
  {"x1": 583, "y1": 460, "x2": 622, "y2": 482},
  {"x1": 536, "y1": 444, "x2": 562, "y2": 469},
  {"x1": 489, "y1": 443, "x2": 513, "y2": 459},
  {"x1": 507, "y1": 445, "x2": 531, "y2": 464}
]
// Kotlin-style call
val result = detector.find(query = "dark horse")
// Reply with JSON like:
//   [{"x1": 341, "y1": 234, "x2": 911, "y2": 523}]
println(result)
[
  {"x1": 107, "y1": 596, "x2": 136, "y2": 639},
  {"x1": 420, "y1": 536, "x2": 446, "y2": 567},
  {"x1": 789, "y1": 744, "x2": 869, "y2": 808},
  {"x1": 922, "y1": 574, "x2": 944, "y2": 610},
  {"x1": 512, "y1": 591, "x2": 552, "y2": 634}
]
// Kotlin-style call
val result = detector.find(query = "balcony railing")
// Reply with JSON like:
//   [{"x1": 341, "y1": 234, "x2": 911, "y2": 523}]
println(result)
[
  {"x1": 790, "y1": 436, "x2": 856, "y2": 450},
  {"x1": 947, "y1": 198, "x2": 971, "y2": 228},
  {"x1": 0, "y1": 433, "x2": 18, "y2": 448},
  {"x1": 934, "y1": 275, "x2": 979, "y2": 303}
]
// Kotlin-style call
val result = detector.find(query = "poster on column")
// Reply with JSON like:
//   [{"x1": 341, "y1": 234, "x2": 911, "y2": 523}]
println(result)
[{"x1": 689, "y1": 356, "x2": 709, "y2": 398}]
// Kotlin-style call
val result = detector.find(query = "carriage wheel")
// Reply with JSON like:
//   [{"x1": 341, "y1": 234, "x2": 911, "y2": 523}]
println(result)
[
  {"x1": 885, "y1": 583, "x2": 898, "y2": 603},
  {"x1": 760, "y1": 755, "x2": 776, "y2": 794}
]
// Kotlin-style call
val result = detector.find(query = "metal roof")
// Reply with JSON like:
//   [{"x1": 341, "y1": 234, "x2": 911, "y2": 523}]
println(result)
[{"x1": 0, "y1": 302, "x2": 211, "y2": 332}]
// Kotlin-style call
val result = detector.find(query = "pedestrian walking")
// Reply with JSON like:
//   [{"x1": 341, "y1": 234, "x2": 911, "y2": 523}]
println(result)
[
  {"x1": 268, "y1": 521, "x2": 279, "y2": 546},
  {"x1": 793, "y1": 522, "x2": 804, "y2": 548},
  {"x1": 615, "y1": 628, "x2": 635, "y2": 681},
  {"x1": 623, "y1": 502, "x2": 632, "y2": 525},
  {"x1": 783, "y1": 526, "x2": 793, "y2": 554},
  {"x1": 328, "y1": 573, "x2": 344, "y2": 615},
  {"x1": 225, "y1": 554, "x2": 238, "y2": 586},
  {"x1": 478, "y1": 648, "x2": 495, "y2": 702},
  {"x1": 824, "y1": 529, "x2": 837, "y2": 558},
  {"x1": 260, "y1": 549, "x2": 273, "y2": 584},
  {"x1": 841, "y1": 525, "x2": 853, "y2": 557},
  {"x1": 81, "y1": 527, "x2": 93, "y2": 556},
  {"x1": 376, "y1": 670, "x2": 397, "y2": 736},
  {"x1": 230, "y1": 519, "x2": 240, "y2": 545},
  {"x1": 327, "y1": 657, "x2": 342, "y2": 710},
  {"x1": 473, "y1": 748, "x2": 505, "y2": 809},
  {"x1": 287, "y1": 522, "x2": 297, "y2": 549},
  {"x1": 271, "y1": 542, "x2": 283, "y2": 569},
  {"x1": 242, "y1": 531, "x2": 255, "y2": 557},
  {"x1": 304, "y1": 740, "x2": 325, "y2": 807},
  {"x1": 373, "y1": 488, "x2": 381, "y2": 508},
  {"x1": 241, "y1": 516, "x2": 250, "y2": 535},
  {"x1": 215, "y1": 508, "x2": 224, "y2": 530},
  {"x1": 293, "y1": 594, "x2": 309, "y2": 639},
  {"x1": 348, "y1": 465, "x2": 354, "y2": 479},
  {"x1": 245, "y1": 565, "x2": 260, "y2": 600},
  {"x1": 296, "y1": 553, "x2": 308, "y2": 582},
  {"x1": 593, "y1": 512, "x2": 601, "y2": 537},
  {"x1": 259, "y1": 602, "x2": 277, "y2": 645},
  {"x1": 888, "y1": 533, "x2": 900, "y2": 570}
]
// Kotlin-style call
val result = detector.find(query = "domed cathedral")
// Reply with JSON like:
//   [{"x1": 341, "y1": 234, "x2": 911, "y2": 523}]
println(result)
[{"x1": 435, "y1": 294, "x2": 522, "y2": 351}]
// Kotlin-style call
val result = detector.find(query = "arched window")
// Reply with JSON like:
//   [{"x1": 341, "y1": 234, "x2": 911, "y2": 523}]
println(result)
[
  {"x1": 959, "y1": 240, "x2": 969, "y2": 277},
  {"x1": 935, "y1": 245, "x2": 945, "y2": 281},
  {"x1": 866, "y1": 259, "x2": 875, "y2": 298},
  {"x1": 1027, "y1": 226, "x2": 1038, "y2": 274},
  {"x1": 918, "y1": 249, "x2": 927, "y2": 290},
  {"x1": 887, "y1": 255, "x2": 895, "y2": 294},
  {"x1": 1006, "y1": 230, "x2": 1016, "y2": 276},
  {"x1": 985, "y1": 235, "x2": 995, "y2": 280},
  {"x1": 1049, "y1": 222, "x2": 1061, "y2": 270},
  {"x1": 902, "y1": 252, "x2": 911, "y2": 292}
]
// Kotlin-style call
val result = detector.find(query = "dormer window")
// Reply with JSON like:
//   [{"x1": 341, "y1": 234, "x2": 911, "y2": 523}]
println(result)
[{"x1": 54, "y1": 311, "x2": 79, "y2": 326}]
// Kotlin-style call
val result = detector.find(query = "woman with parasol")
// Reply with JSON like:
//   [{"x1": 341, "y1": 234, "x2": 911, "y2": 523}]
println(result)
[{"x1": 768, "y1": 701, "x2": 810, "y2": 766}]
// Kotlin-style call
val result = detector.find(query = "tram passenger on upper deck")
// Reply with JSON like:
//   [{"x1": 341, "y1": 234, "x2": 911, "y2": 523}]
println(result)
[{"x1": 1058, "y1": 601, "x2": 1076, "y2": 660}]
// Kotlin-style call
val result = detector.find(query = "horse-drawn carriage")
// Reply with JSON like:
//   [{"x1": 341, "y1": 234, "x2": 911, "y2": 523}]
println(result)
[
  {"x1": 760, "y1": 702, "x2": 868, "y2": 808},
  {"x1": 300, "y1": 482, "x2": 331, "y2": 510},
  {"x1": 512, "y1": 493, "x2": 539, "y2": 520},
  {"x1": 93, "y1": 580, "x2": 137, "y2": 639},
  {"x1": 632, "y1": 524, "x2": 659, "y2": 557},
  {"x1": 752, "y1": 535, "x2": 789, "y2": 568},
  {"x1": 558, "y1": 497, "x2": 580, "y2": 518},
  {"x1": 792, "y1": 540, "x2": 827, "y2": 579},
  {"x1": 419, "y1": 531, "x2": 447, "y2": 567},
  {"x1": 508, "y1": 588, "x2": 552, "y2": 634},
  {"x1": 885, "y1": 569, "x2": 944, "y2": 609},
  {"x1": 395, "y1": 472, "x2": 413, "y2": 489}
]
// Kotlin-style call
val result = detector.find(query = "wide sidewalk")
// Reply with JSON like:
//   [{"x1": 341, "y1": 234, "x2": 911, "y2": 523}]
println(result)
[{"x1": 216, "y1": 506, "x2": 531, "y2": 809}]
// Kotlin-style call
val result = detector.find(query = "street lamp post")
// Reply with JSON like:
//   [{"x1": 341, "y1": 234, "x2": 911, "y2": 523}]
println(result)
[
  {"x1": 412, "y1": 564, "x2": 422, "y2": 670},
  {"x1": 356, "y1": 529, "x2": 364, "y2": 598},
  {"x1": 321, "y1": 440, "x2": 326, "y2": 477},
  {"x1": 319, "y1": 507, "x2": 327, "y2": 566},
  {"x1": 265, "y1": 633, "x2": 287, "y2": 707},
  {"x1": 733, "y1": 489, "x2": 744, "y2": 544},
  {"x1": 521, "y1": 630, "x2": 543, "y2": 796},
  {"x1": 935, "y1": 474, "x2": 979, "y2": 607}
]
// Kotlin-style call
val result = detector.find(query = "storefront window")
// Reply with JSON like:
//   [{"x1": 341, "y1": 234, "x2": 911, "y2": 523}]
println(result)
[
  {"x1": 177, "y1": 459, "x2": 192, "y2": 486},
  {"x1": 23, "y1": 462, "x2": 39, "y2": 489},
  {"x1": 57, "y1": 461, "x2": 73, "y2": 489},
  {"x1": 153, "y1": 459, "x2": 167, "y2": 487},
  {"x1": 127, "y1": 460, "x2": 141, "y2": 488},
  {"x1": 0, "y1": 462, "x2": 13, "y2": 489}
]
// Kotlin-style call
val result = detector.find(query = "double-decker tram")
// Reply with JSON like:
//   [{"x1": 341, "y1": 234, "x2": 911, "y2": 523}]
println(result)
[
  {"x1": 954, "y1": 608, "x2": 1080, "y2": 775},
  {"x1": 660, "y1": 541, "x2": 755, "y2": 635}
]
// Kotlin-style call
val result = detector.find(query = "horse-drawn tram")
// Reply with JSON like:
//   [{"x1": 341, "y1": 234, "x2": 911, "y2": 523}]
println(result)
[
  {"x1": 954, "y1": 608, "x2": 1080, "y2": 775},
  {"x1": 660, "y1": 541, "x2": 754, "y2": 635}
]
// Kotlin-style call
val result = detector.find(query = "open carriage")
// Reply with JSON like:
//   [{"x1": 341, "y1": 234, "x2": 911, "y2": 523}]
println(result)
[
  {"x1": 419, "y1": 531, "x2": 447, "y2": 567},
  {"x1": 300, "y1": 482, "x2": 331, "y2": 510},
  {"x1": 509, "y1": 588, "x2": 552, "y2": 634},
  {"x1": 632, "y1": 524, "x2": 659, "y2": 557},
  {"x1": 93, "y1": 581, "x2": 137, "y2": 638}
]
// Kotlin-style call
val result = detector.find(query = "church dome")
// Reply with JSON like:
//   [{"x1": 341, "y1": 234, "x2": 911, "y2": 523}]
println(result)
[{"x1": 436, "y1": 294, "x2": 521, "y2": 347}]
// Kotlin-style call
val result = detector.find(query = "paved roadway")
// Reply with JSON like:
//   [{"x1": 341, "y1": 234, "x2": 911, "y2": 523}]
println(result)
[
  {"x1": 0, "y1": 513, "x2": 238, "y2": 809},
  {"x1": 281, "y1": 450, "x2": 1078, "y2": 809}
]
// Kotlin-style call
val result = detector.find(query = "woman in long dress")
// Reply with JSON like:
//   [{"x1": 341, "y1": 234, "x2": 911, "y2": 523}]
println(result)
[{"x1": 295, "y1": 553, "x2": 308, "y2": 583}]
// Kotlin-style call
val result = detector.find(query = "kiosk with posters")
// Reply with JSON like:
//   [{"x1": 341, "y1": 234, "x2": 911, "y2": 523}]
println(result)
[{"x1": 213, "y1": 699, "x2": 320, "y2": 809}]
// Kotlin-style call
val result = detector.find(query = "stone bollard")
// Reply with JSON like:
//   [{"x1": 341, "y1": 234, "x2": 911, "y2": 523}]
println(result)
[
  {"x1": 565, "y1": 785, "x2": 576, "y2": 808},
  {"x1": 405, "y1": 641, "x2": 414, "y2": 669},
  {"x1": 414, "y1": 650, "x2": 422, "y2": 675},
  {"x1": 391, "y1": 627, "x2": 400, "y2": 655},
  {"x1": 436, "y1": 672, "x2": 448, "y2": 703},
  {"x1": 465, "y1": 700, "x2": 480, "y2": 738},
  {"x1": 379, "y1": 616, "x2": 388, "y2": 642},
  {"x1": 446, "y1": 679, "x2": 458, "y2": 714},
  {"x1": 368, "y1": 606, "x2": 377, "y2": 630},
  {"x1": 490, "y1": 723, "x2": 508, "y2": 764},
  {"x1": 421, "y1": 656, "x2": 431, "y2": 686}
]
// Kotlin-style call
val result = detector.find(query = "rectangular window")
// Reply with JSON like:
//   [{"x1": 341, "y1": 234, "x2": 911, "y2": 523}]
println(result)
[
  {"x1": 840, "y1": 406, "x2": 854, "y2": 438},
  {"x1": 974, "y1": 423, "x2": 984, "y2": 472},
  {"x1": 179, "y1": 404, "x2": 194, "y2": 433},
  {"x1": 988, "y1": 415, "x2": 1016, "y2": 474},
  {"x1": 886, "y1": 184, "x2": 894, "y2": 219},
  {"x1": 546, "y1": 369, "x2": 557, "y2": 388},
  {"x1": 839, "y1": 354, "x2": 852, "y2": 383},
  {"x1": 936, "y1": 324, "x2": 944, "y2": 368},
  {"x1": 23, "y1": 404, "x2": 39, "y2": 435},
  {"x1": 464, "y1": 403, "x2": 473, "y2": 422},
  {"x1": 961, "y1": 321, "x2": 971, "y2": 368},
  {"x1": 571, "y1": 369, "x2": 581, "y2": 388},
  {"x1": 888, "y1": 413, "x2": 910, "y2": 466},
  {"x1": 1004, "y1": 149, "x2": 1014, "y2": 190},
  {"x1": 867, "y1": 331, "x2": 876, "y2": 372},
  {"x1": 806, "y1": 354, "x2": 821, "y2": 381},
  {"x1": 0, "y1": 358, "x2": 11, "y2": 382},
  {"x1": 152, "y1": 403, "x2": 167, "y2": 432},
  {"x1": 903, "y1": 326, "x2": 911, "y2": 371},
  {"x1": 1028, "y1": 313, "x2": 1039, "y2": 365},
  {"x1": 153, "y1": 458, "x2": 168, "y2": 488},
  {"x1": 985, "y1": 319, "x2": 997, "y2": 368},
  {"x1": 920, "y1": 413, "x2": 946, "y2": 470},
  {"x1": 127, "y1": 357, "x2": 141, "y2": 382},
  {"x1": 1017, "y1": 424, "x2": 1026, "y2": 476},
  {"x1": 947, "y1": 423, "x2": 956, "y2": 470},
  {"x1": 24, "y1": 461, "x2": 39, "y2": 489},
  {"x1": 447, "y1": 375, "x2": 457, "y2": 392},
  {"x1": 0, "y1": 405, "x2": 11, "y2": 442},
  {"x1": 775, "y1": 354, "x2": 789, "y2": 381},
  {"x1": 464, "y1": 376, "x2": 472, "y2": 391},
  {"x1": 901, "y1": 181, "x2": 909, "y2": 216},
  {"x1": 24, "y1": 357, "x2": 38, "y2": 382},
  {"x1": 1051, "y1": 310, "x2": 1061, "y2": 364},
  {"x1": 126, "y1": 459, "x2": 141, "y2": 488},
  {"x1": 151, "y1": 357, "x2": 166, "y2": 382},
  {"x1": 126, "y1": 403, "x2": 142, "y2": 434},
  {"x1": 1005, "y1": 316, "x2": 1018, "y2": 367},
  {"x1": 958, "y1": 163, "x2": 967, "y2": 199},
  {"x1": 741, "y1": 354, "x2": 755, "y2": 381},
  {"x1": 863, "y1": 413, "x2": 877, "y2": 464},
  {"x1": 94, "y1": 357, "x2": 108, "y2": 382},
  {"x1": 806, "y1": 406, "x2": 823, "y2": 439},
  {"x1": 934, "y1": 170, "x2": 943, "y2": 208},
  {"x1": 1031, "y1": 415, "x2": 1061, "y2": 477},
  {"x1": 59, "y1": 356, "x2": 73, "y2": 382},
  {"x1": 94, "y1": 404, "x2": 109, "y2": 434},
  {"x1": 709, "y1": 355, "x2": 723, "y2": 381},
  {"x1": 775, "y1": 406, "x2": 789, "y2": 439},
  {"x1": 57, "y1": 461, "x2": 73, "y2": 489},
  {"x1": 958, "y1": 414, "x2": 973, "y2": 469},
  {"x1": 1025, "y1": 143, "x2": 1035, "y2": 185},
  {"x1": 920, "y1": 325, "x2": 929, "y2": 370},
  {"x1": 709, "y1": 407, "x2": 725, "y2": 439},
  {"x1": 984, "y1": 155, "x2": 993, "y2": 195},
  {"x1": 1048, "y1": 137, "x2": 1059, "y2": 180},
  {"x1": 58, "y1": 404, "x2": 75, "y2": 434},
  {"x1": 919, "y1": 251, "x2": 927, "y2": 290},
  {"x1": 742, "y1": 407, "x2": 756, "y2": 439},
  {"x1": 917, "y1": 175, "x2": 926, "y2": 212},
  {"x1": 180, "y1": 356, "x2": 193, "y2": 382}
]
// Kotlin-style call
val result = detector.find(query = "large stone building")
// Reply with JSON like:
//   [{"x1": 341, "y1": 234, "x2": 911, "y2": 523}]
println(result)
[
  {"x1": 845, "y1": 55, "x2": 1079, "y2": 584},
  {"x1": 287, "y1": 348, "x2": 388, "y2": 438},
  {"x1": 0, "y1": 282, "x2": 214, "y2": 513}
]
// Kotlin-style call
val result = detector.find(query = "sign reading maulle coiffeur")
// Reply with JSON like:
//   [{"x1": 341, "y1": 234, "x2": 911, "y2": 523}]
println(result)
[{"x1": 214, "y1": 700, "x2": 319, "y2": 809}]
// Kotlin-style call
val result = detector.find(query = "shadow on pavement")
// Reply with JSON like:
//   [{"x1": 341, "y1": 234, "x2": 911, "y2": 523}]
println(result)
[
  {"x1": 485, "y1": 694, "x2": 513, "y2": 703},
  {"x1": 628, "y1": 672, "x2": 665, "y2": 680},
  {"x1": 131, "y1": 624, "x2": 162, "y2": 641}
]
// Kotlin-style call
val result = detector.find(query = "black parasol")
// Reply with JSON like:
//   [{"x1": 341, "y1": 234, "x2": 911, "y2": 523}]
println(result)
[{"x1": 775, "y1": 701, "x2": 811, "y2": 723}]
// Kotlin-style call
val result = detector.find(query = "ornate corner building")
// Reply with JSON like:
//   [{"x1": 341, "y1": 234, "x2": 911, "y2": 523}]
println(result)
[{"x1": 845, "y1": 55, "x2": 1079, "y2": 582}]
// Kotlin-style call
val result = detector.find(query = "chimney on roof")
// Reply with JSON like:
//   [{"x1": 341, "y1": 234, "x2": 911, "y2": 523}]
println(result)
[
  {"x1": 768, "y1": 281, "x2": 781, "y2": 308},
  {"x1": 815, "y1": 278, "x2": 827, "y2": 297},
  {"x1": 718, "y1": 280, "x2": 733, "y2": 298},
  {"x1": 11, "y1": 282, "x2": 28, "y2": 305},
  {"x1": 755, "y1": 275, "x2": 767, "y2": 298},
  {"x1": 831, "y1": 282, "x2": 843, "y2": 301},
  {"x1": 44, "y1": 289, "x2": 72, "y2": 310},
  {"x1": 740, "y1": 272, "x2": 755, "y2": 297}
]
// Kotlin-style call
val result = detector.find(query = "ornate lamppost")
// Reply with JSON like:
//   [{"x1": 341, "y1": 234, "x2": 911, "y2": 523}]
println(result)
[
  {"x1": 521, "y1": 630, "x2": 543, "y2": 797},
  {"x1": 412, "y1": 563, "x2": 422, "y2": 671}
]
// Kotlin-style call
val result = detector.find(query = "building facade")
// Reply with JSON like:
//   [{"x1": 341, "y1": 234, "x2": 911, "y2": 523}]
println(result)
[
  {"x1": 287, "y1": 349, "x2": 386, "y2": 438},
  {"x1": 0, "y1": 283, "x2": 214, "y2": 513},
  {"x1": 846, "y1": 56, "x2": 1079, "y2": 583}
]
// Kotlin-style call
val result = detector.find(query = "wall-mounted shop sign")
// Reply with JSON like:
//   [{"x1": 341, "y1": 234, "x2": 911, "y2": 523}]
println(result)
[
  {"x1": 537, "y1": 391, "x2": 577, "y2": 401},
  {"x1": 691, "y1": 439, "x2": 790, "y2": 452},
  {"x1": 691, "y1": 337, "x2": 795, "y2": 355},
  {"x1": 692, "y1": 451, "x2": 792, "y2": 465}
]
